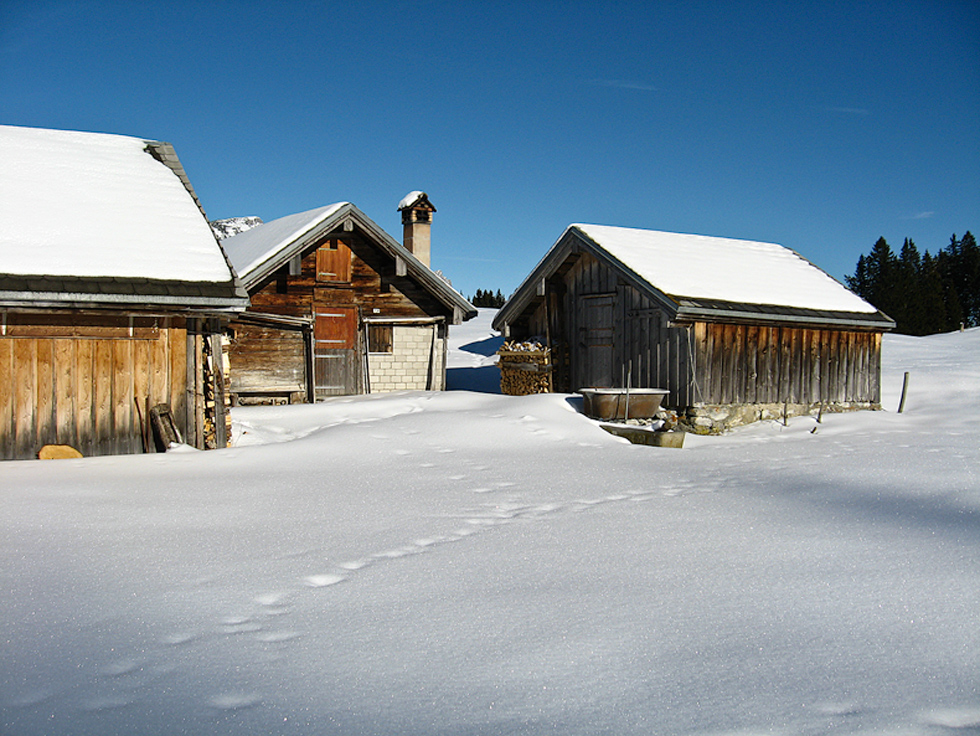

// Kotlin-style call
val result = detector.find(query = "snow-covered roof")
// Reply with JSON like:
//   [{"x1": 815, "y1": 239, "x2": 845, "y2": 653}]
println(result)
[
  {"x1": 574, "y1": 224, "x2": 876, "y2": 313},
  {"x1": 496, "y1": 224, "x2": 893, "y2": 332},
  {"x1": 221, "y1": 203, "x2": 347, "y2": 279},
  {"x1": 397, "y1": 191, "x2": 425, "y2": 210},
  {"x1": 0, "y1": 125, "x2": 239, "y2": 285}
]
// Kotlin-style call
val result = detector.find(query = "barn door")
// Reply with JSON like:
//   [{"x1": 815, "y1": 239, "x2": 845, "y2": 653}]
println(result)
[
  {"x1": 313, "y1": 307, "x2": 361, "y2": 398},
  {"x1": 579, "y1": 294, "x2": 615, "y2": 388}
]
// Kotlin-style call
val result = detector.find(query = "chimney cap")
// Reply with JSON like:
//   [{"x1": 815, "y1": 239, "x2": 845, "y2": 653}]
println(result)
[{"x1": 397, "y1": 191, "x2": 436, "y2": 212}]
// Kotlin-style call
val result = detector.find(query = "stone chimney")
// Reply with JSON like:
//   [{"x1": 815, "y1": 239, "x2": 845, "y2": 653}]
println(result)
[{"x1": 397, "y1": 191, "x2": 436, "y2": 268}]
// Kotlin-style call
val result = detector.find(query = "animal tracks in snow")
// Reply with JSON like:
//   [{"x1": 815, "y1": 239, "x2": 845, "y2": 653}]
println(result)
[{"x1": 90, "y1": 481, "x2": 710, "y2": 722}]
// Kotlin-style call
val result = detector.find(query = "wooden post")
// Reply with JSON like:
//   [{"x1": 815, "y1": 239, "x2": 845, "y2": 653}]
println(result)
[
  {"x1": 304, "y1": 326, "x2": 316, "y2": 403},
  {"x1": 210, "y1": 331, "x2": 227, "y2": 448},
  {"x1": 898, "y1": 371, "x2": 910, "y2": 413}
]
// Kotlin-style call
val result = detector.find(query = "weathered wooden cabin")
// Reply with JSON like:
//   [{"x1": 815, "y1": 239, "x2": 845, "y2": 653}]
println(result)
[
  {"x1": 219, "y1": 193, "x2": 476, "y2": 402},
  {"x1": 0, "y1": 124, "x2": 249, "y2": 460},
  {"x1": 493, "y1": 224, "x2": 895, "y2": 432}
]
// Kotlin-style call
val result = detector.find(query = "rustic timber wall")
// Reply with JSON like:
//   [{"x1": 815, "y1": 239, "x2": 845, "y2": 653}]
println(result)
[
  {"x1": 228, "y1": 323, "x2": 307, "y2": 402},
  {"x1": 0, "y1": 313, "x2": 190, "y2": 460},
  {"x1": 689, "y1": 322, "x2": 881, "y2": 406},
  {"x1": 248, "y1": 231, "x2": 448, "y2": 319},
  {"x1": 525, "y1": 252, "x2": 695, "y2": 402}
]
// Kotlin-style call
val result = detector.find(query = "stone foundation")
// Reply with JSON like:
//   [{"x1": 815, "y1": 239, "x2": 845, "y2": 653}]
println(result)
[{"x1": 680, "y1": 401, "x2": 881, "y2": 435}]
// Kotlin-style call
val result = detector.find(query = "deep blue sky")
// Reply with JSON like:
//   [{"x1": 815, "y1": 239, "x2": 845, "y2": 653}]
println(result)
[{"x1": 2, "y1": 1, "x2": 977, "y2": 300}]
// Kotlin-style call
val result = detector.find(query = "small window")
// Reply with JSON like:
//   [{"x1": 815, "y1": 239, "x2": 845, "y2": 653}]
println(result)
[{"x1": 367, "y1": 324, "x2": 393, "y2": 353}]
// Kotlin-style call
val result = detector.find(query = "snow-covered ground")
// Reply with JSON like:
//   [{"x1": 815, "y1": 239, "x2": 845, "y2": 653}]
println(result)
[{"x1": 2, "y1": 311, "x2": 978, "y2": 735}]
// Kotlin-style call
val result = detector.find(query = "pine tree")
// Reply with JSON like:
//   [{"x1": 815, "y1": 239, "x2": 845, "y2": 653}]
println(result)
[
  {"x1": 895, "y1": 239, "x2": 922, "y2": 333},
  {"x1": 470, "y1": 288, "x2": 505, "y2": 308},
  {"x1": 935, "y1": 249, "x2": 964, "y2": 330},
  {"x1": 918, "y1": 252, "x2": 949, "y2": 334},
  {"x1": 948, "y1": 231, "x2": 980, "y2": 327},
  {"x1": 845, "y1": 254, "x2": 870, "y2": 299}
]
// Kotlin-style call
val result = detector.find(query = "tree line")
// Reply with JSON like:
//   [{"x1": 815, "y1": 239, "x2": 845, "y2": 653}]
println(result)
[
  {"x1": 845, "y1": 232, "x2": 979, "y2": 335},
  {"x1": 470, "y1": 288, "x2": 506, "y2": 308}
]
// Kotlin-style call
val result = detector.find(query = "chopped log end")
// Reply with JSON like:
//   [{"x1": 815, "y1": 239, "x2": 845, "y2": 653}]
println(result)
[{"x1": 38, "y1": 444, "x2": 84, "y2": 460}]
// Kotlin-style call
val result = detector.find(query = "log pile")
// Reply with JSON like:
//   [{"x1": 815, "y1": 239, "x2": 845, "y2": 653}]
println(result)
[{"x1": 497, "y1": 341, "x2": 553, "y2": 396}]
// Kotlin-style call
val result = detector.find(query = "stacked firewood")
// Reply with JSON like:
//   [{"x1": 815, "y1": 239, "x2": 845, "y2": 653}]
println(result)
[{"x1": 497, "y1": 341, "x2": 553, "y2": 395}]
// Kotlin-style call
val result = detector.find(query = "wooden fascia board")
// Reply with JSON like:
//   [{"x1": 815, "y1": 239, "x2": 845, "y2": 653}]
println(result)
[
  {"x1": 493, "y1": 235, "x2": 577, "y2": 332},
  {"x1": 568, "y1": 228, "x2": 681, "y2": 315},
  {"x1": 232, "y1": 311, "x2": 312, "y2": 331},
  {"x1": 144, "y1": 141, "x2": 249, "y2": 302},
  {"x1": 672, "y1": 306, "x2": 896, "y2": 331}
]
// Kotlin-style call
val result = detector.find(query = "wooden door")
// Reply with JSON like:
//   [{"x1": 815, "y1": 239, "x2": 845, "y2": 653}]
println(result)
[
  {"x1": 313, "y1": 307, "x2": 360, "y2": 398},
  {"x1": 578, "y1": 294, "x2": 615, "y2": 388},
  {"x1": 316, "y1": 240, "x2": 352, "y2": 283}
]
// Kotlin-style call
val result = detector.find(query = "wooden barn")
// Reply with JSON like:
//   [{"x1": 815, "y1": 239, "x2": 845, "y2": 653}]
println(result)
[
  {"x1": 0, "y1": 125, "x2": 249, "y2": 460},
  {"x1": 219, "y1": 193, "x2": 476, "y2": 402},
  {"x1": 493, "y1": 224, "x2": 895, "y2": 433}
]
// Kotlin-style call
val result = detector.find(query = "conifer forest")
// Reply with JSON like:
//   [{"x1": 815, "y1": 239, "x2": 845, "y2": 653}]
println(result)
[{"x1": 845, "y1": 231, "x2": 979, "y2": 335}]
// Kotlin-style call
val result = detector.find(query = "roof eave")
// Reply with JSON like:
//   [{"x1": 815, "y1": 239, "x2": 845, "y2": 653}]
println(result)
[
  {"x1": 493, "y1": 226, "x2": 681, "y2": 331},
  {"x1": 0, "y1": 292, "x2": 250, "y2": 312},
  {"x1": 672, "y1": 305, "x2": 896, "y2": 331}
]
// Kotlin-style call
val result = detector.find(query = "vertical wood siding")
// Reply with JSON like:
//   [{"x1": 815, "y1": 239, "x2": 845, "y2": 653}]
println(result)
[
  {"x1": 692, "y1": 322, "x2": 881, "y2": 405},
  {"x1": 528, "y1": 253, "x2": 695, "y2": 404},
  {"x1": 0, "y1": 316, "x2": 189, "y2": 460}
]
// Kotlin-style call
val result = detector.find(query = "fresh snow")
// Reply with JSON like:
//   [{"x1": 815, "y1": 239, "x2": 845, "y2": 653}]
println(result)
[
  {"x1": 398, "y1": 190, "x2": 425, "y2": 210},
  {"x1": 573, "y1": 224, "x2": 878, "y2": 313},
  {"x1": 0, "y1": 125, "x2": 235, "y2": 283},
  {"x1": 220, "y1": 203, "x2": 347, "y2": 280},
  {"x1": 2, "y1": 311, "x2": 978, "y2": 735}
]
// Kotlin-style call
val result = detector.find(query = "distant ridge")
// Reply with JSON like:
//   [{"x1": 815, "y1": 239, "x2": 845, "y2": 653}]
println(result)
[{"x1": 210, "y1": 216, "x2": 263, "y2": 240}]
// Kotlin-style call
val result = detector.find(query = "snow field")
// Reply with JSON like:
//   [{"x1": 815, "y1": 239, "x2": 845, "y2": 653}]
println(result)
[{"x1": 1, "y1": 312, "x2": 978, "y2": 735}]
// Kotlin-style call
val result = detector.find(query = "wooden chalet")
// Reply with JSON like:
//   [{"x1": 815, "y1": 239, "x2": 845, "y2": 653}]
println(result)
[
  {"x1": 0, "y1": 125, "x2": 249, "y2": 460},
  {"x1": 219, "y1": 193, "x2": 476, "y2": 402},
  {"x1": 493, "y1": 224, "x2": 895, "y2": 433}
]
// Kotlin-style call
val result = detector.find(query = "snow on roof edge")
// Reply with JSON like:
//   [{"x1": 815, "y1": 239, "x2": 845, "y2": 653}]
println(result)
[
  {"x1": 571, "y1": 223, "x2": 877, "y2": 314},
  {"x1": 222, "y1": 203, "x2": 349, "y2": 280},
  {"x1": 398, "y1": 191, "x2": 425, "y2": 210}
]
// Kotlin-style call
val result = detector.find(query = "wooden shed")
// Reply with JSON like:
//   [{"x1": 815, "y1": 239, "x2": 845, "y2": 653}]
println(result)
[
  {"x1": 493, "y1": 224, "x2": 895, "y2": 433},
  {"x1": 219, "y1": 194, "x2": 476, "y2": 402},
  {"x1": 0, "y1": 125, "x2": 249, "y2": 459}
]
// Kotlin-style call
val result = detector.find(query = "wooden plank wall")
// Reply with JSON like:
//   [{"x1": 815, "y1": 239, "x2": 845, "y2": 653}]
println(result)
[
  {"x1": 0, "y1": 315, "x2": 188, "y2": 460},
  {"x1": 691, "y1": 322, "x2": 881, "y2": 405},
  {"x1": 248, "y1": 232, "x2": 448, "y2": 320},
  {"x1": 528, "y1": 253, "x2": 694, "y2": 404},
  {"x1": 228, "y1": 323, "x2": 306, "y2": 396}
]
